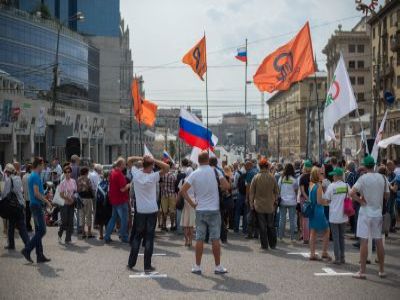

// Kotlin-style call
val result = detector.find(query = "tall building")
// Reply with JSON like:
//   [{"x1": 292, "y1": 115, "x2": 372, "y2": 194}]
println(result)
[
  {"x1": 0, "y1": 5, "x2": 103, "y2": 161},
  {"x1": 323, "y1": 18, "x2": 372, "y2": 159},
  {"x1": 267, "y1": 73, "x2": 327, "y2": 162},
  {"x1": 368, "y1": 0, "x2": 400, "y2": 159},
  {"x1": 17, "y1": 0, "x2": 120, "y2": 36}
]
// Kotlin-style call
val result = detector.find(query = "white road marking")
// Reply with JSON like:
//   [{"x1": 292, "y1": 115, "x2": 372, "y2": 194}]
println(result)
[
  {"x1": 287, "y1": 252, "x2": 315, "y2": 258},
  {"x1": 314, "y1": 268, "x2": 354, "y2": 276},
  {"x1": 129, "y1": 272, "x2": 168, "y2": 279},
  {"x1": 138, "y1": 253, "x2": 166, "y2": 256}
]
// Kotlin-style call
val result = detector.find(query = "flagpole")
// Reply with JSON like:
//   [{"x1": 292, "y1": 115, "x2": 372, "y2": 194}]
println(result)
[
  {"x1": 204, "y1": 31, "x2": 209, "y2": 153},
  {"x1": 355, "y1": 101, "x2": 369, "y2": 155},
  {"x1": 244, "y1": 38, "x2": 248, "y2": 160}
]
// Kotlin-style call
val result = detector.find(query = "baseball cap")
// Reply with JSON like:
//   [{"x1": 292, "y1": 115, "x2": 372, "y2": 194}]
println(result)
[
  {"x1": 362, "y1": 155, "x2": 375, "y2": 167},
  {"x1": 328, "y1": 167, "x2": 344, "y2": 177}
]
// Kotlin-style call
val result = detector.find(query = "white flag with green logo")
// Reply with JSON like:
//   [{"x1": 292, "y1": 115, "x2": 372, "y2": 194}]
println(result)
[{"x1": 323, "y1": 54, "x2": 358, "y2": 142}]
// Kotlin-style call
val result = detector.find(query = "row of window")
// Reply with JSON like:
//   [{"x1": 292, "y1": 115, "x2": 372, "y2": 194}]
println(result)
[
  {"x1": 348, "y1": 44, "x2": 364, "y2": 53},
  {"x1": 348, "y1": 60, "x2": 365, "y2": 69},
  {"x1": 372, "y1": 9, "x2": 400, "y2": 39},
  {"x1": 349, "y1": 76, "x2": 365, "y2": 86}
]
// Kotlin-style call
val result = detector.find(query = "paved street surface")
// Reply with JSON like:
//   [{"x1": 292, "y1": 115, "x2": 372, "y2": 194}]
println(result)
[{"x1": 0, "y1": 225, "x2": 399, "y2": 299}]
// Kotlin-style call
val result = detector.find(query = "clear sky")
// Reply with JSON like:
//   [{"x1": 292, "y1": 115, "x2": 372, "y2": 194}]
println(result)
[{"x1": 120, "y1": 0, "x2": 380, "y2": 124}]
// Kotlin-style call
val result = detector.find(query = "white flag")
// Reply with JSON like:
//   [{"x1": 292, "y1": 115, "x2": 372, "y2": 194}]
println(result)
[
  {"x1": 371, "y1": 109, "x2": 388, "y2": 162},
  {"x1": 323, "y1": 54, "x2": 358, "y2": 142},
  {"x1": 378, "y1": 134, "x2": 400, "y2": 149},
  {"x1": 144, "y1": 144, "x2": 153, "y2": 158}
]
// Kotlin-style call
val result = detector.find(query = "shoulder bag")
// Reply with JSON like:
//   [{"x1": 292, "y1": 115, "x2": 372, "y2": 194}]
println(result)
[
  {"x1": 343, "y1": 185, "x2": 355, "y2": 217},
  {"x1": 0, "y1": 178, "x2": 21, "y2": 219}
]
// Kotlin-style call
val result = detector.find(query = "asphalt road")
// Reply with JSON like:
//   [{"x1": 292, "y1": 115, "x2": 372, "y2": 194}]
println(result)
[{"x1": 0, "y1": 224, "x2": 399, "y2": 299}]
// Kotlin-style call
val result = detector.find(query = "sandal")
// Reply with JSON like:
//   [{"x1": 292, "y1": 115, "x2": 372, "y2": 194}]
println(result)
[
  {"x1": 352, "y1": 271, "x2": 366, "y2": 280},
  {"x1": 322, "y1": 254, "x2": 332, "y2": 262},
  {"x1": 378, "y1": 272, "x2": 387, "y2": 278},
  {"x1": 309, "y1": 255, "x2": 322, "y2": 261}
]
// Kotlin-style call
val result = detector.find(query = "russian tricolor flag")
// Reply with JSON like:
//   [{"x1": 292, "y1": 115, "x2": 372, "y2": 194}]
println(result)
[
  {"x1": 235, "y1": 46, "x2": 247, "y2": 63},
  {"x1": 179, "y1": 108, "x2": 218, "y2": 150},
  {"x1": 163, "y1": 150, "x2": 175, "y2": 164}
]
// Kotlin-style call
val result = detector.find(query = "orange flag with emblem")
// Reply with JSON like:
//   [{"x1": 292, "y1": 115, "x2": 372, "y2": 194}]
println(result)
[
  {"x1": 131, "y1": 78, "x2": 142, "y2": 120},
  {"x1": 131, "y1": 78, "x2": 158, "y2": 127},
  {"x1": 140, "y1": 99, "x2": 158, "y2": 127},
  {"x1": 253, "y1": 22, "x2": 315, "y2": 93},
  {"x1": 182, "y1": 36, "x2": 207, "y2": 81}
]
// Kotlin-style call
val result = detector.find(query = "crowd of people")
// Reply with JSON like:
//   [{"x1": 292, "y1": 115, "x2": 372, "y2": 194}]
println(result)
[{"x1": 0, "y1": 151, "x2": 399, "y2": 279}]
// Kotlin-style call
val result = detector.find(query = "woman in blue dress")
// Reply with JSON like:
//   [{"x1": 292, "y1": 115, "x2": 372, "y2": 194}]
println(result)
[{"x1": 308, "y1": 166, "x2": 331, "y2": 261}]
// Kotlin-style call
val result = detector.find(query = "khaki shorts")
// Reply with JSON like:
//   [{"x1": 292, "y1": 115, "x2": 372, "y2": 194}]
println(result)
[{"x1": 161, "y1": 195, "x2": 176, "y2": 214}]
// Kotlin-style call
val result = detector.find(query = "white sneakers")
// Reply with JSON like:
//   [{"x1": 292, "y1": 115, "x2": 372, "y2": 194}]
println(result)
[{"x1": 191, "y1": 265, "x2": 228, "y2": 275}]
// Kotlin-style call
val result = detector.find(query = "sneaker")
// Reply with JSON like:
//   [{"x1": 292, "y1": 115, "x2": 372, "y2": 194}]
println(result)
[
  {"x1": 21, "y1": 248, "x2": 33, "y2": 263},
  {"x1": 214, "y1": 265, "x2": 228, "y2": 274},
  {"x1": 191, "y1": 265, "x2": 202, "y2": 275},
  {"x1": 378, "y1": 272, "x2": 387, "y2": 278},
  {"x1": 144, "y1": 266, "x2": 156, "y2": 273},
  {"x1": 37, "y1": 255, "x2": 51, "y2": 263},
  {"x1": 4, "y1": 245, "x2": 15, "y2": 250},
  {"x1": 104, "y1": 238, "x2": 113, "y2": 244}
]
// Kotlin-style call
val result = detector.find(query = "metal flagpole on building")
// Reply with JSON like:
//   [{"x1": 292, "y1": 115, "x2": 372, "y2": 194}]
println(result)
[{"x1": 244, "y1": 38, "x2": 248, "y2": 160}]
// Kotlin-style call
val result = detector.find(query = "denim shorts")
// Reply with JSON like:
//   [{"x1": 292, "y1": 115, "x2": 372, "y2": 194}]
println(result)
[{"x1": 195, "y1": 210, "x2": 221, "y2": 241}]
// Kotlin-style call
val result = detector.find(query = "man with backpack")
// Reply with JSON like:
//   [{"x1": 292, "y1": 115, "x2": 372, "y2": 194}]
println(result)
[{"x1": 234, "y1": 164, "x2": 247, "y2": 234}]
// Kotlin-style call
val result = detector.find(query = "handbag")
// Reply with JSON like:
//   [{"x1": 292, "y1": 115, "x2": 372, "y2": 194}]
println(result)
[
  {"x1": 343, "y1": 186, "x2": 355, "y2": 217},
  {"x1": 0, "y1": 178, "x2": 21, "y2": 219},
  {"x1": 52, "y1": 186, "x2": 65, "y2": 206},
  {"x1": 176, "y1": 194, "x2": 185, "y2": 210},
  {"x1": 301, "y1": 184, "x2": 316, "y2": 218},
  {"x1": 74, "y1": 192, "x2": 84, "y2": 209}
]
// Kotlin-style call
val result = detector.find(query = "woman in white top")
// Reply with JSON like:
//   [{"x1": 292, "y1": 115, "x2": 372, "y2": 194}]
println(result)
[{"x1": 278, "y1": 163, "x2": 298, "y2": 241}]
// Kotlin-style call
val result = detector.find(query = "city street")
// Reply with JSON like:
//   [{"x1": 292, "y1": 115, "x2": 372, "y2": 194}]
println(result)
[{"x1": 0, "y1": 226, "x2": 399, "y2": 299}]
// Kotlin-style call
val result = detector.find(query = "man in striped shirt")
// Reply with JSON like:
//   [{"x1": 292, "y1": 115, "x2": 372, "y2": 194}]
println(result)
[{"x1": 160, "y1": 161, "x2": 177, "y2": 231}]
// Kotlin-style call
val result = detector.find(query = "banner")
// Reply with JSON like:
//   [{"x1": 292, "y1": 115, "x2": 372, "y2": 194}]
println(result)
[{"x1": 182, "y1": 36, "x2": 207, "y2": 81}]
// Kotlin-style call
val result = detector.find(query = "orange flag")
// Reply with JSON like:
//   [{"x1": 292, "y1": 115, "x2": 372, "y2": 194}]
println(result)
[
  {"x1": 182, "y1": 36, "x2": 207, "y2": 81},
  {"x1": 253, "y1": 22, "x2": 315, "y2": 92},
  {"x1": 131, "y1": 78, "x2": 142, "y2": 120},
  {"x1": 140, "y1": 99, "x2": 158, "y2": 127}
]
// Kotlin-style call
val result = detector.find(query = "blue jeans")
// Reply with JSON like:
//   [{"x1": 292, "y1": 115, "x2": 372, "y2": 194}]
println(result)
[
  {"x1": 8, "y1": 207, "x2": 29, "y2": 248},
  {"x1": 234, "y1": 193, "x2": 247, "y2": 233},
  {"x1": 128, "y1": 212, "x2": 157, "y2": 269},
  {"x1": 279, "y1": 205, "x2": 296, "y2": 240},
  {"x1": 105, "y1": 202, "x2": 129, "y2": 242},
  {"x1": 195, "y1": 210, "x2": 221, "y2": 241},
  {"x1": 25, "y1": 205, "x2": 46, "y2": 258}
]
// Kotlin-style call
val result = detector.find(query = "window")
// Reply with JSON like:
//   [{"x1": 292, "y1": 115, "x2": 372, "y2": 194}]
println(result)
[
  {"x1": 357, "y1": 60, "x2": 365, "y2": 69},
  {"x1": 397, "y1": 75, "x2": 400, "y2": 89},
  {"x1": 349, "y1": 44, "x2": 356, "y2": 53},
  {"x1": 357, "y1": 77, "x2": 364, "y2": 85},
  {"x1": 357, "y1": 92, "x2": 365, "y2": 101},
  {"x1": 358, "y1": 109, "x2": 365, "y2": 116},
  {"x1": 373, "y1": 27, "x2": 376, "y2": 39},
  {"x1": 349, "y1": 61, "x2": 356, "y2": 69},
  {"x1": 357, "y1": 44, "x2": 364, "y2": 53},
  {"x1": 373, "y1": 46, "x2": 376, "y2": 59},
  {"x1": 350, "y1": 76, "x2": 356, "y2": 85},
  {"x1": 349, "y1": 111, "x2": 356, "y2": 118}
]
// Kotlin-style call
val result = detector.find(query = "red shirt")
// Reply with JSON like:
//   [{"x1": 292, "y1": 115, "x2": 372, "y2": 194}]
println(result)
[{"x1": 108, "y1": 168, "x2": 129, "y2": 205}]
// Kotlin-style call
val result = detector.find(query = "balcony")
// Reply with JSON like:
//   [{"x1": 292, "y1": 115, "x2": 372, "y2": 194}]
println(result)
[{"x1": 390, "y1": 32, "x2": 400, "y2": 52}]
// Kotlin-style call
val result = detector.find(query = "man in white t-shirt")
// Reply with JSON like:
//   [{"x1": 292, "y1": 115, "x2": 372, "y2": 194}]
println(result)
[
  {"x1": 180, "y1": 151, "x2": 230, "y2": 275},
  {"x1": 127, "y1": 155, "x2": 169, "y2": 273},
  {"x1": 350, "y1": 155, "x2": 389, "y2": 279},
  {"x1": 323, "y1": 167, "x2": 349, "y2": 264}
]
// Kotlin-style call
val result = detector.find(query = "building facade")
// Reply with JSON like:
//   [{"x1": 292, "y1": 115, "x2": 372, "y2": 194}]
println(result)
[
  {"x1": 267, "y1": 73, "x2": 327, "y2": 162},
  {"x1": 0, "y1": 5, "x2": 103, "y2": 162},
  {"x1": 369, "y1": 0, "x2": 400, "y2": 160},
  {"x1": 323, "y1": 18, "x2": 372, "y2": 159}
]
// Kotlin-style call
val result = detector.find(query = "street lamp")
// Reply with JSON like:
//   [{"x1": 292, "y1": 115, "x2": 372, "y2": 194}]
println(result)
[
  {"x1": 50, "y1": 12, "x2": 85, "y2": 158},
  {"x1": 354, "y1": 1, "x2": 379, "y2": 137}
]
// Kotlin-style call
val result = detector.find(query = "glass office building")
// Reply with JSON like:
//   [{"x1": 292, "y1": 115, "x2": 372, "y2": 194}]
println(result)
[
  {"x1": 17, "y1": 0, "x2": 120, "y2": 37},
  {"x1": 0, "y1": 6, "x2": 100, "y2": 111}
]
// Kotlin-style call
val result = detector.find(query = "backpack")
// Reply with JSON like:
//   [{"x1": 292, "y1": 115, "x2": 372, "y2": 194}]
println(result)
[
  {"x1": 0, "y1": 177, "x2": 21, "y2": 219},
  {"x1": 237, "y1": 171, "x2": 247, "y2": 195},
  {"x1": 96, "y1": 180, "x2": 109, "y2": 207}
]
